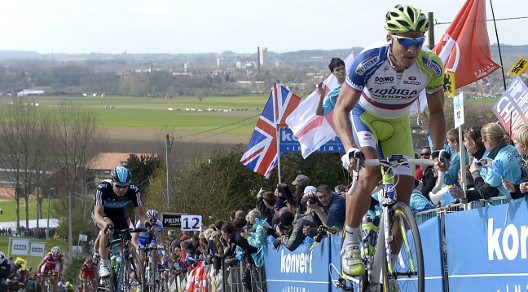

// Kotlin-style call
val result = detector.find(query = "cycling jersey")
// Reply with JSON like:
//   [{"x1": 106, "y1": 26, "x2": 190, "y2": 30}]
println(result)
[
  {"x1": 40, "y1": 253, "x2": 64, "y2": 275},
  {"x1": 80, "y1": 261, "x2": 97, "y2": 279},
  {"x1": 94, "y1": 180, "x2": 143, "y2": 217},
  {"x1": 345, "y1": 42, "x2": 444, "y2": 119},
  {"x1": 135, "y1": 219, "x2": 164, "y2": 247}
]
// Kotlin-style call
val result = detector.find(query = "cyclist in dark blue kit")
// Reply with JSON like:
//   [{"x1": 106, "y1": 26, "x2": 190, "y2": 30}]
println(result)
[{"x1": 93, "y1": 165, "x2": 149, "y2": 278}]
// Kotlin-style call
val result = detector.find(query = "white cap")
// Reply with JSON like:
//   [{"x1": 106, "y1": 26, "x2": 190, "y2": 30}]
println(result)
[{"x1": 303, "y1": 186, "x2": 317, "y2": 195}]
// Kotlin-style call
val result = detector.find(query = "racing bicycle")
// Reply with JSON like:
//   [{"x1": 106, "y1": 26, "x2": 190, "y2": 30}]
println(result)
[
  {"x1": 332, "y1": 153, "x2": 444, "y2": 292},
  {"x1": 98, "y1": 227, "x2": 145, "y2": 292}
]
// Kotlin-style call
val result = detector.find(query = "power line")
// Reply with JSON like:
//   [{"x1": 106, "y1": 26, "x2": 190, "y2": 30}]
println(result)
[
  {"x1": 436, "y1": 15, "x2": 528, "y2": 25},
  {"x1": 174, "y1": 113, "x2": 260, "y2": 139}
]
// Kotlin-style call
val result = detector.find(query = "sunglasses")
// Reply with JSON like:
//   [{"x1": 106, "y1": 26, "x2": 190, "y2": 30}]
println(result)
[
  {"x1": 421, "y1": 152, "x2": 431, "y2": 156},
  {"x1": 392, "y1": 35, "x2": 425, "y2": 47},
  {"x1": 113, "y1": 183, "x2": 129, "y2": 189}
]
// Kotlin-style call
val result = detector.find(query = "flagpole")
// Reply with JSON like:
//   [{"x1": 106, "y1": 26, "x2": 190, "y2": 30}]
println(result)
[
  {"x1": 276, "y1": 125, "x2": 282, "y2": 184},
  {"x1": 489, "y1": 0, "x2": 507, "y2": 90}
]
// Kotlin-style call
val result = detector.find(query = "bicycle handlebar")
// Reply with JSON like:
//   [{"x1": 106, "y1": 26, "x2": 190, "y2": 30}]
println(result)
[
  {"x1": 347, "y1": 154, "x2": 444, "y2": 197},
  {"x1": 106, "y1": 227, "x2": 148, "y2": 246}
]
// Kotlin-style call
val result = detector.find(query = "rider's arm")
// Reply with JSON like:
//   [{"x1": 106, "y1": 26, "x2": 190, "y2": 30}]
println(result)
[
  {"x1": 333, "y1": 85, "x2": 362, "y2": 151},
  {"x1": 425, "y1": 90, "x2": 446, "y2": 152},
  {"x1": 36, "y1": 257, "x2": 46, "y2": 274},
  {"x1": 93, "y1": 205, "x2": 112, "y2": 231},
  {"x1": 134, "y1": 206, "x2": 149, "y2": 226}
]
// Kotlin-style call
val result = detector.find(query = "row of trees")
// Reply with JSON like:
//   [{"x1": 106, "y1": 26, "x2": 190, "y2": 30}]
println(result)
[{"x1": 0, "y1": 98, "x2": 101, "y2": 235}]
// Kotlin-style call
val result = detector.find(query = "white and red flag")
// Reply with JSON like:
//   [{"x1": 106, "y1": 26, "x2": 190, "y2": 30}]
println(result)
[
  {"x1": 433, "y1": 0, "x2": 500, "y2": 89},
  {"x1": 286, "y1": 51, "x2": 355, "y2": 158}
]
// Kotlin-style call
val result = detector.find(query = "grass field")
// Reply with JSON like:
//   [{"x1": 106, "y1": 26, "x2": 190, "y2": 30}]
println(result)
[
  {"x1": 27, "y1": 95, "x2": 268, "y2": 136},
  {"x1": 0, "y1": 198, "x2": 55, "y2": 222}
]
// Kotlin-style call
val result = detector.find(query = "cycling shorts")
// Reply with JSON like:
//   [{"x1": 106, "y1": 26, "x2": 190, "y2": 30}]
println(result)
[
  {"x1": 137, "y1": 236, "x2": 157, "y2": 248},
  {"x1": 40, "y1": 264, "x2": 60, "y2": 275},
  {"x1": 351, "y1": 105, "x2": 414, "y2": 176},
  {"x1": 81, "y1": 269, "x2": 96, "y2": 280}
]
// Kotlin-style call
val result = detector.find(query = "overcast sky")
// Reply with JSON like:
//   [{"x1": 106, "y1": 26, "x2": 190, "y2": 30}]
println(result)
[{"x1": 1, "y1": 0, "x2": 526, "y2": 54}]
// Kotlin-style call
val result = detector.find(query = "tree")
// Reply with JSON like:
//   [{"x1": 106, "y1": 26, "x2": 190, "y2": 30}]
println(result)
[
  {"x1": 126, "y1": 154, "x2": 161, "y2": 189},
  {"x1": 142, "y1": 145, "x2": 346, "y2": 224},
  {"x1": 0, "y1": 98, "x2": 52, "y2": 232},
  {"x1": 48, "y1": 102, "x2": 102, "y2": 244}
]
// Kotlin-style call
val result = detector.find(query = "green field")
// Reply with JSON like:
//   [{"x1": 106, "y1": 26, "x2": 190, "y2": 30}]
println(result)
[
  {"x1": 0, "y1": 198, "x2": 54, "y2": 222},
  {"x1": 32, "y1": 95, "x2": 268, "y2": 135}
]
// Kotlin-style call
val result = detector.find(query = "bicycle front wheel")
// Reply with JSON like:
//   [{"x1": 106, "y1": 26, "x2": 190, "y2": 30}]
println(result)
[
  {"x1": 128, "y1": 251, "x2": 145, "y2": 292},
  {"x1": 381, "y1": 202, "x2": 424, "y2": 292}
]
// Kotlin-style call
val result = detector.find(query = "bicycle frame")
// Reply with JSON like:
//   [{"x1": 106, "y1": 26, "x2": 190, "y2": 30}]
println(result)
[
  {"x1": 343, "y1": 154, "x2": 443, "y2": 291},
  {"x1": 100, "y1": 227, "x2": 145, "y2": 292}
]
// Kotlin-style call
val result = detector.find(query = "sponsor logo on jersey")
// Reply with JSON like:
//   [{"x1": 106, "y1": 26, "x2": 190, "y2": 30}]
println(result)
[
  {"x1": 368, "y1": 87, "x2": 419, "y2": 99},
  {"x1": 346, "y1": 76, "x2": 364, "y2": 91},
  {"x1": 409, "y1": 76, "x2": 417, "y2": 80},
  {"x1": 403, "y1": 80, "x2": 420, "y2": 85},
  {"x1": 356, "y1": 55, "x2": 380, "y2": 76},
  {"x1": 421, "y1": 56, "x2": 442, "y2": 77},
  {"x1": 374, "y1": 76, "x2": 394, "y2": 85},
  {"x1": 362, "y1": 132, "x2": 374, "y2": 141}
]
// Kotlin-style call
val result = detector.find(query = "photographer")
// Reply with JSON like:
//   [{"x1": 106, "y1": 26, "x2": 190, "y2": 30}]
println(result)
[{"x1": 302, "y1": 185, "x2": 345, "y2": 235}]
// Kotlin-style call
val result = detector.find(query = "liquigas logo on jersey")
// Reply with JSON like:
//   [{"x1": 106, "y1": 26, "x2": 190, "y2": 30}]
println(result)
[{"x1": 487, "y1": 218, "x2": 528, "y2": 261}]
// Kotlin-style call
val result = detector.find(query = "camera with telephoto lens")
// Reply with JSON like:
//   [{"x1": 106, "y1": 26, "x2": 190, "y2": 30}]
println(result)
[
  {"x1": 308, "y1": 193, "x2": 318, "y2": 205},
  {"x1": 314, "y1": 225, "x2": 329, "y2": 243}
]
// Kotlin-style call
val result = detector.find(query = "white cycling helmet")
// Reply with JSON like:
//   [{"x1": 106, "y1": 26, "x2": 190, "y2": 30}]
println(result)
[
  {"x1": 51, "y1": 246, "x2": 61, "y2": 257},
  {"x1": 146, "y1": 209, "x2": 159, "y2": 221}
]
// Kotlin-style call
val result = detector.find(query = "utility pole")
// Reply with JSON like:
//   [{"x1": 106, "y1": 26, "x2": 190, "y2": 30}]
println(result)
[
  {"x1": 428, "y1": 12, "x2": 435, "y2": 50},
  {"x1": 165, "y1": 134, "x2": 172, "y2": 207},
  {"x1": 68, "y1": 190, "x2": 72, "y2": 264}
]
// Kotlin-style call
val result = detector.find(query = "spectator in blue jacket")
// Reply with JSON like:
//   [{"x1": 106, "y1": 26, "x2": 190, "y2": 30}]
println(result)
[{"x1": 469, "y1": 123, "x2": 522, "y2": 200}]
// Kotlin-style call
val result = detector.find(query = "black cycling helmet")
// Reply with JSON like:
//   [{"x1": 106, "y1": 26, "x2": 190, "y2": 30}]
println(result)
[{"x1": 110, "y1": 165, "x2": 132, "y2": 183}]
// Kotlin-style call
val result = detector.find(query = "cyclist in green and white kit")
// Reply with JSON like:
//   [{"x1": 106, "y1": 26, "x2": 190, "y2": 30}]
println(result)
[{"x1": 333, "y1": 4, "x2": 446, "y2": 280}]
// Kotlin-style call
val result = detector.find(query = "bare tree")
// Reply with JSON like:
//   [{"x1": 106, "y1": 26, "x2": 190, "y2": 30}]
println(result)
[{"x1": 0, "y1": 99, "x2": 51, "y2": 232}]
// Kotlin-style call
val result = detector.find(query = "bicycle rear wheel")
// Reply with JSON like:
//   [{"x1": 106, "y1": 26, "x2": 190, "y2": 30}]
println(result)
[{"x1": 381, "y1": 202, "x2": 424, "y2": 292}]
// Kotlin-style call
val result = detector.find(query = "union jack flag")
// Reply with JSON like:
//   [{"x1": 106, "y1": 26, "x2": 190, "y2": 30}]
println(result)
[{"x1": 240, "y1": 83, "x2": 301, "y2": 178}]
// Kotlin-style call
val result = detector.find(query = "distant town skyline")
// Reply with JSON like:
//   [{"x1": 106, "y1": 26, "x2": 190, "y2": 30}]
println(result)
[{"x1": 1, "y1": 0, "x2": 526, "y2": 55}]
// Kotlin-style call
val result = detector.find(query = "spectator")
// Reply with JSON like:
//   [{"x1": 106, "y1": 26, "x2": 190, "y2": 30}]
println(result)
[
  {"x1": 418, "y1": 146, "x2": 437, "y2": 200},
  {"x1": 0, "y1": 252, "x2": 11, "y2": 292},
  {"x1": 240, "y1": 210, "x2": 269, "y2": 268},
  {"x1": 503, "y1": 124, "x2": 528, "y2": 199},
  {"x1": 275, "y1": 209, "x2": 316, "y2": 251},
  {"x1": 469, "y1": 123, "x2": 522, "y2": 200},
  {"x1": 463, "y1": 125, "x2": 486, "y2": 202},
  {"x1": 306, "y1": 185, "x2": 345, "y2": 230},
  {"x1": 415, "y1": 146, "x2": 430, "y2": 180},
  {"x1": 167, "y1": 230, "x2": 180, "y2": 253},
  {"x1": 445, "y1": 128, "x2": 469, "y2": 188},
  {"x1": 410, "y1": 180, "x2": 436, "y2": 213},
  {"x1": 256, "y1": 189, "x2": 280, "y2": 238},
  {"x1": 291, "y1": 175, "x2": 310, "y2": 213},
  {"x1": 316, "y1": 58, "x2": 346, "y2": 116}
]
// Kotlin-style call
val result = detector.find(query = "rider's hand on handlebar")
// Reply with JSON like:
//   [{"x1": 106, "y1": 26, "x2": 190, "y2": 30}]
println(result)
[
  {"x1": 341, "y1": 148, "x2": 364, "y2": 172},
  {"x1": 432, "y1": 150, "x2": 449, "y2": 172}
]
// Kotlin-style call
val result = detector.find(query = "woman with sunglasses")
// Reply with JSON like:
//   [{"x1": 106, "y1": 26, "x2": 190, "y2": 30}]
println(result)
[
  {"x1": 92, "y1": 165, "x2": 149, "y2": 279},
  {"x1": 334, "y1": 4, "x2": 446, "y2": 280}
]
